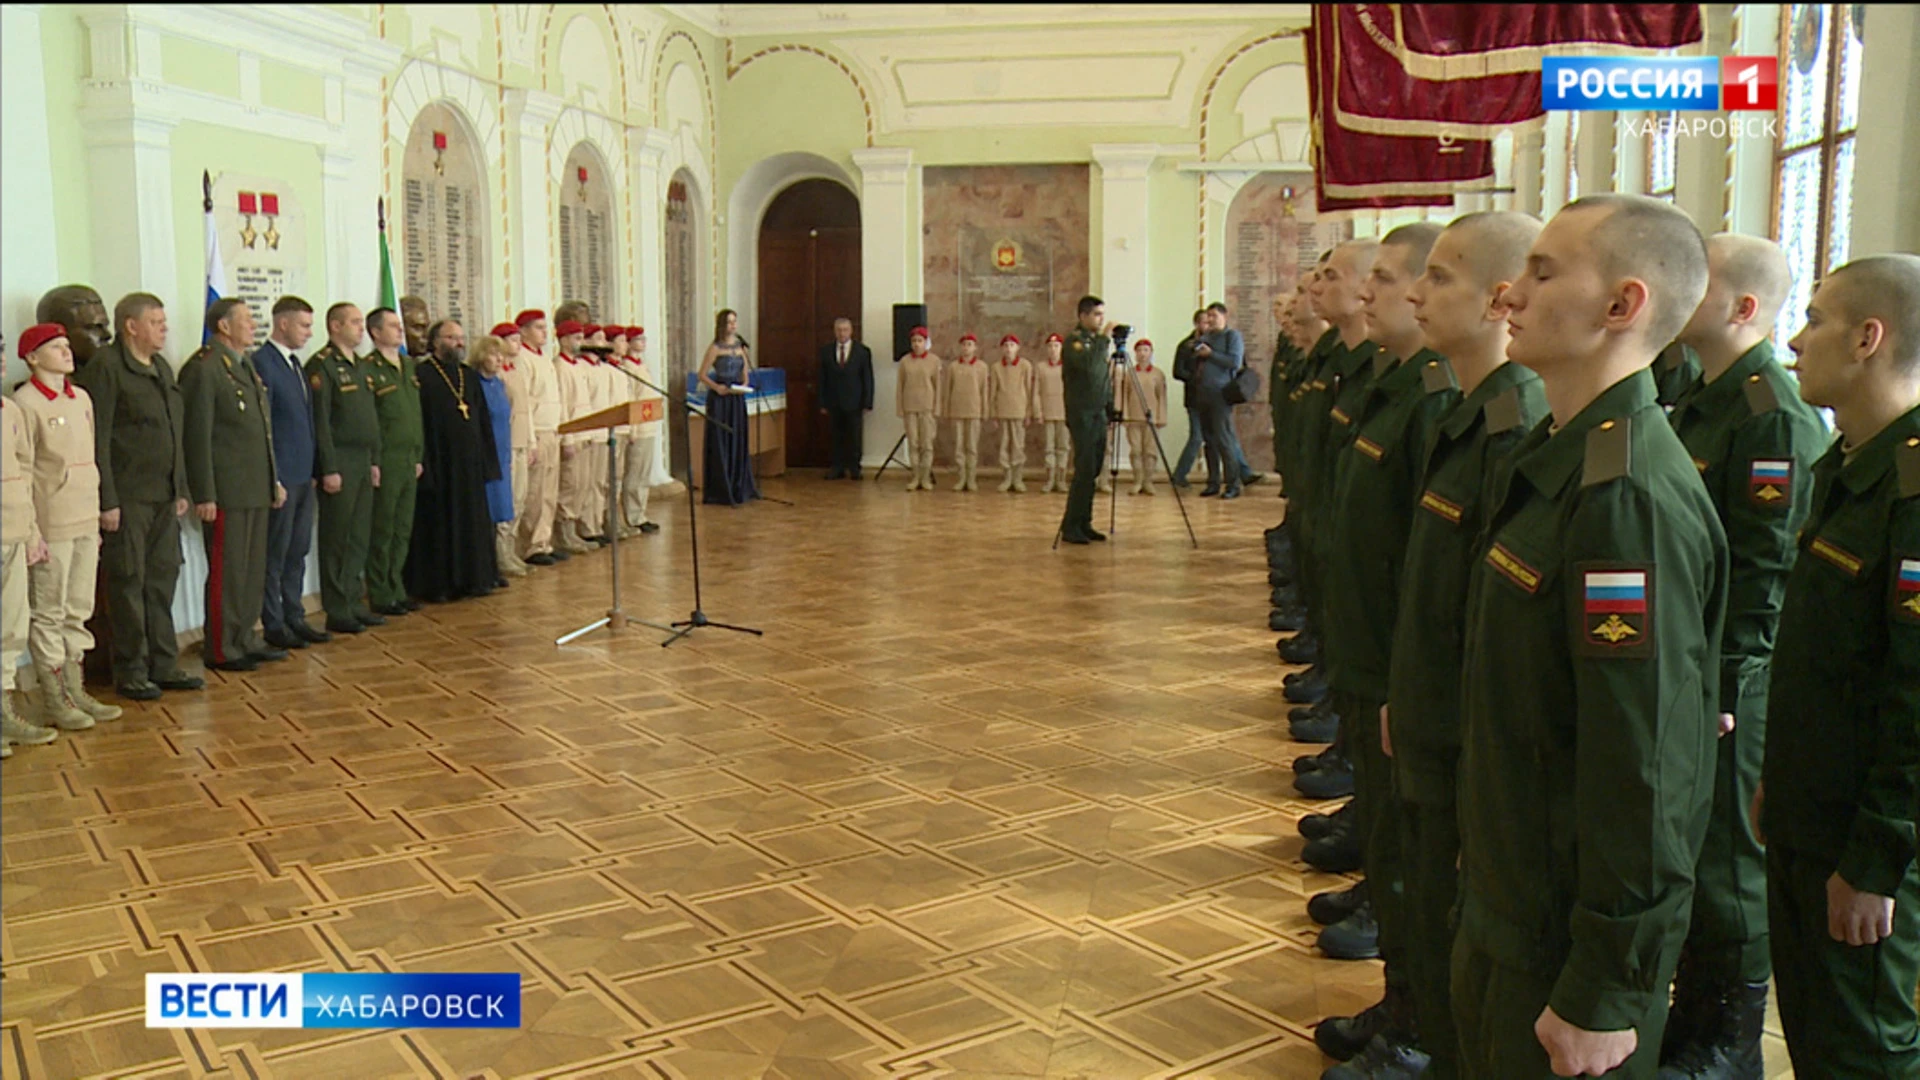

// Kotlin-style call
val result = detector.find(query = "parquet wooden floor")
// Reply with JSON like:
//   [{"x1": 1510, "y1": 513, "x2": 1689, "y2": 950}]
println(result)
[{"x1": 2, "y1": 473, "x2": 1792, "y2": 1078}]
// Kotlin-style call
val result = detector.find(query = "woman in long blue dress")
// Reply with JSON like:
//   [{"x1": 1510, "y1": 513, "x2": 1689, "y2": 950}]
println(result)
[
  {"x1": 472, "y1": 336, "x2": 516, "y2": 586},
  {"x1": 700, "y1": 309, "x2": 761, "y2": 505}
]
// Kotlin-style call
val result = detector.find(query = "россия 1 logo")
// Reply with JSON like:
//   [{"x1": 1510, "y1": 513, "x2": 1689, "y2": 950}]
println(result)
[{"x1": 1543, "y1": 56, "x2": 1779, "y2": 111}]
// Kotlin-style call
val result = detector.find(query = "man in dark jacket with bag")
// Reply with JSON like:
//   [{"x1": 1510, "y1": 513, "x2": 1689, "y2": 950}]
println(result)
[{"x1": 1191, "y1": 302, "x2": 1247, "y2": 499}]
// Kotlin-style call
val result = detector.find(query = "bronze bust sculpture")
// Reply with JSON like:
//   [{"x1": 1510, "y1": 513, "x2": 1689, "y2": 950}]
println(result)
[
  {"x1": 37, "y1": 285, "x2": 111, "y2": 369},
  {"x1": 399, "y1": 295, "x2": 431, "y2": 358}
]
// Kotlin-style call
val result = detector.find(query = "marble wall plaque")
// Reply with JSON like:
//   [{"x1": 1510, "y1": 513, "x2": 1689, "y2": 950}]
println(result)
[
  {"x1": 664, "y1": 176, "x2": 698, "y2": 398},
  {"x1": 1223, "y1": 174, "x2": 1352, "y2": 470},
  {"x1": 558, "y1": 143, "x2": 616, "y2": 324},
  {"x1": 212, "y1": 173, "x2": 306, "y2": 347},
  {"x1": 400, "y1": 103, "x2": 489, "y2": 328}
]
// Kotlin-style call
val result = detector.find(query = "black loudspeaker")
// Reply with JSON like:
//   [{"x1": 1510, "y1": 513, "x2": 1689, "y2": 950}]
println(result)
[{"x1": 892, "y1": 303, "x2": 928, "y2": 362}]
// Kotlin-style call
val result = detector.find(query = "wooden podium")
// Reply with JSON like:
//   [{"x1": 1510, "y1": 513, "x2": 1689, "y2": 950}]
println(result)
[{"x1": 554, "y1": 400, "x2": 671, "y2": 645}]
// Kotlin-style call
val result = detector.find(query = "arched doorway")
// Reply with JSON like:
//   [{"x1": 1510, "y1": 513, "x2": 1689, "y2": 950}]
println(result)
[{"x1": 756, "y1": 179, "x2": 861, "y2": 470}]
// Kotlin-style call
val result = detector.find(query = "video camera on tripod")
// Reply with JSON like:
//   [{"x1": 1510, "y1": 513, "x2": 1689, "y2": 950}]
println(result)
[{"x1": 1106, "y1": 324, "x2": 1132, "y2": 422}]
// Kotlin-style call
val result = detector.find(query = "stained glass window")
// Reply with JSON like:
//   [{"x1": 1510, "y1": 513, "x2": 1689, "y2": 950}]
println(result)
[
  {"x1": 1647, "y1": 111, "x2": 1677, "y2": 200},
  {"x1": 1773, "y1": 3, "x2": 1863, "y2": 347}
]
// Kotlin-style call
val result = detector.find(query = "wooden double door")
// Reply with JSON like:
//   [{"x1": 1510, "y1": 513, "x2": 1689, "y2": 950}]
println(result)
[{"x1": 756, "y1": 179, "x2": 862, "y2": 469}]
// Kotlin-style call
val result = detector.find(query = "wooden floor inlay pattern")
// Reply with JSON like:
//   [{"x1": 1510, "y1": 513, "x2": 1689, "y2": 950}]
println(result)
[{"x1": 1, "y1": 475, "x2": 1792, "y2": 1078}]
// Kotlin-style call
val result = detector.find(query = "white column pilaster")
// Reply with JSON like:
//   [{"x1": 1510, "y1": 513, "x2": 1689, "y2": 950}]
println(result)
[
  {"x1": 505, "y1": 89, "x2": 565, "y2": 313},
  {"x1": 1853, "y1": 3, "x2": 1920, "y2": 255},
  {"x1": 853, "y1": 146, "x2": 918, "y2": 467},
  {"x1": 1, "y1": 3, "x2": 60, "y2": 343},
  {"x1": 1091, "y1": 144, "x2": 1159, "y2": 329}
]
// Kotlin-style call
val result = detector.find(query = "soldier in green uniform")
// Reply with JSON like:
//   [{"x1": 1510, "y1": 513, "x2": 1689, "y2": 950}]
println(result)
[
  {"x1": 1659, "y1": 235, "x2": 1827, "y2": 1078},
  {"x1": 1454, "y1": 195, "x2": 1728, "y2": 1079},
  {"x1": 306, "y1": 302, "x2": 386, "y2": 634},
  {"x1": 1058, "y1": 295, "x2": 1113, "y2": 545},
  {"x1": 363, "y1": 307, "x2": 424, "y2": 617},
  {"x1": 1313, "y1": 222, "x2": 1460, "y2": 1072},
  {"x1": 1385, "y1": 211, "x2": 1548, "y2": 1079},
  {"x1": 74, "y1": 292, "x2": 203, "y2": 698},
  {"x1": 180, "y1": 299, "x2": 286, "y2": 673},
  {"x1": 1757, "y1": 253, "x2": 1920, "y2": 1077},
  {"x1": 1654, "y1": 341, "x2": 1704, "y2": 410}
]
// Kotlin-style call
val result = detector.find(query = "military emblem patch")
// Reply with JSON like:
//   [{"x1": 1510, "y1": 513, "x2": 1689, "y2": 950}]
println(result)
[
  {"x1": 1749, "y1": 459, "x2": 1792, "y2": 506},
  {"x1": 1418, "y1": 489, "x2": 1463, "y2": 525},
  {"x1": 1485, "y1": 542, "x2": 1542, "y2": 594},
  {"x1": 1896, "y1": 558, "x2": 1920, "y2": 623},
  {"x1": 1581, "y1": 568, "x2": 1651, "y2": 654},
  {"x1": 1810, "y1": 536, "x2": 1864, "y2": 576}
]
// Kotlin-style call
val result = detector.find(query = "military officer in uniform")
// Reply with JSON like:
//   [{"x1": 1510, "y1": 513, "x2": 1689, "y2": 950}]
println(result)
[
  {"x1": 364, "y1": 307, "x2": 423, "y2": 616},
  {"x1": 1454, "y1": 194, "x2": 1728, "y2": 1079},
  {"x1": 180, "y1": 299, "x2": 287, "y2": 673},
  {"x1": 1058, "y1": 296, "x2": 1112, "y2": 545},
  {"x1": 1756, "y1": 253, "x2": 1920, "y2": 1077},
  {"x1": 307, "y1": 302, "x2": 387, "y2": 634},
  {"x1": 1385, "y1": 211, "x2": 1548, "y2": 1080},
  {"x1": 1660, "y1": 234, "x2": 1827, "y2": 1078}
]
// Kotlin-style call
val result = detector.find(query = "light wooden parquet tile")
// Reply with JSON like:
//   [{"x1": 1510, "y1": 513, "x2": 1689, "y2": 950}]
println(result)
[{"x1": 2, "y1": 474, "x2": 1794, "y2": 1078}]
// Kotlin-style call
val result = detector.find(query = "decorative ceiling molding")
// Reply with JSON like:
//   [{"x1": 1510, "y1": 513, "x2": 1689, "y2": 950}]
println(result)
[
  {"x1": 725, "y1": 41, "x2": 876, "y2": 147},
  {"x1": 679, "y1": 4, "x2": 1307, "y2": 37}
]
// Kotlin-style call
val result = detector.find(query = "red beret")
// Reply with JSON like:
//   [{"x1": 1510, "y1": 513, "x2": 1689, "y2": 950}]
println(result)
[
  {"x1": 1045, "y1": 333, "x2": 1064, "y2": 344},
  {"x1": 958, "y1": 333, "x2": 976, "y2": 343},
  {"x1": 555, "y1": 320, "x2": 585, "y2": 337},
  {"x1": 582, "y1": 324, "x2": 604, "y2": 338},
  {"x1": 490, "y1": 322, "x2": 519, "y2": 339},
  {"x1": 1000, "y1": 334, "x2": 1020, "y2": 346},
  {"x1": 18, "y1": 323, "x2": 67, "y2": 360},
  {"x1": 513, "y1": 309, "x2": 546, "y2": 327},
  {"x1": 607, "y1": 325, "x2": 630, "y2": 339},
  {"x1": 1134, "y1": 338, "x2": 1153, "y2": 350},
  {"x1": 909, "y1": 326, "x2": 928, "y2": 339},
  {"x1": 630, "y1": 326, "x2": 645, "y2": 337}
]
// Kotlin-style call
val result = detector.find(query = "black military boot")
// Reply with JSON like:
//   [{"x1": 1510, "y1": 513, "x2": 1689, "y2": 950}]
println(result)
[
  {"x1": 1285, "y1": 662, "x2": 1323, "y2": 688},
  {"x1": 1302, "y1": 817, "x2": 1362, "y2": 871},
  {"x1": 1298, "y1": 799, "x2": 1352, "y2": 841},
  {"x1": 1317, "y1": 899, "x2": 1380, "y2": 960},
  {"x1": 1656, "y1": 982, "x2": 1766, "y2": 1080},
  {"x1": 1314, "y1": 985, "x2": 1410, "y2": 1059},
  {"x1": 1285, "y1": 669, "x2": 1329, "y2": 704},
  {"x1": 1659, "y1": 953, "x2": 1710, "y2": 1064},
  {"x1": 1295, "y1": 754, "x2": 1354, "y2": 799},
  {"x1": 1272, "y1": 605, "x2": 1308, "y2": 633},
  {"x1": 1322, "y1": 1032, "x2": 1431, "y2": 1079},
  {"x1": 1308, "y1": 878, "x2": 1368, "y2": 926},
  {"x1": 1271, "y1": 583, "x2": 1301, "y2": 609},
  {"x1": 1294, "y1": 744, "x2": 1344, "y2": 773},
  {"x1": 1280, "y1": 632, "x2": 1320, "y2": 665}
]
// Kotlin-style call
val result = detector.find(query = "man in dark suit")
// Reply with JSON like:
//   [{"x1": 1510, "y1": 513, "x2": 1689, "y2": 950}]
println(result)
[
  {"x1": 817, "y1": 317, "x2": 874, "y2": 479},
  {"x1": 250, "y1": 295, "x2": 327, "y2": 652}
]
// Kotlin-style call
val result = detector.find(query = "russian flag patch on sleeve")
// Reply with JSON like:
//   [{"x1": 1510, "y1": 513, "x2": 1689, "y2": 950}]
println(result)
[
  {"x1": 1896, "y1": 557, "x2": 1920, "y2": 622},
  {"x1": 1749, "y1": 459, "x2": 1792, "y2": 507},
  {"x1": 1580, "y1": 567, "x2": 1653, "y2": 656}
]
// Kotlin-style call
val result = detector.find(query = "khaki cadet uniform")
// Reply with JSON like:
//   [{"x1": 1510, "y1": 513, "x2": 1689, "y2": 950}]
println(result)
[
  {"x1": 1387, "y1": 361, "x2": 1547, "y2": 1077},
  {"x1": 1663, "y1": 339, "x2": 1827, "y2": 1059},
  {"x1": 305, "y1": 343, "x2": 383, "y2": 625},
  {"x1": 498, "y1": 351, "x2": 533, "y2": 569},
  {"x1": 1058, "y1": 326, "x2": 1113, "y2": 542},
  {"x1": 1118, "y1": 362, "x2": 1168, "y2": 494},
  {"x1": 16, "y1": 375, "x2": 118, "y2": 729},
  {"x1": 581, "y1": 355, "x2": 616, "y2": 538},
  {"x1": 1654, "y1": 341, "x2": 1704, "y2": 410},
  {"x1": 1455, "y1": 368, "x2": 1729, "y2": 1077},
  {"x1": 619, "y1": 352, "x2": 663, "y2": 529},
  {"x1": 2, "y1": 397, "x2": 53, "y2": 751},
  {"x1": 896, "y1": 352, "x2": 942, "y2": 491},
  {"x1": 366, "y1": 350, "x2": 422, "y2": 612},
  {"x1": 72, "y1": 341, "x2": 192, "y2": 690},
  {"x1": 518, "y1": 341, "x2": 563, "y2": 558},
  {"x1": 1761, "y1": 404, "x2": 1920, "y2": 1076},
  {"x1": 179, "y1": 340, "x2": 280, "y2": 668},
  {"x1": 553, "y1": 353, "x2": 594, "y2": 550},
  {"x1": 1033, "y1": 355, "x2": 1069, "y2": 493},
  {"x1": 990, "y1": 356, "x2": 1036, "y2": 492},
  {"x1": 942, "y1": 356, "x2": 990, "y2": 492}
]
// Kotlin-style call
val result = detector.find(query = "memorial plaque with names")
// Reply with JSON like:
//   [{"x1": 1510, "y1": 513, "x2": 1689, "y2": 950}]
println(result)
[
  {"x1": 558, "y1": 144, "x2": 617, "y2": 325},
  {"x1": 664, "y1": 178, "x2": 698, "y2": 399},
  {"x1": 400, "y1": 104, "x2": 489, "y2": 327},
  {"x1": 211, "y1": 172, "x2": 306, "y2": 346}
]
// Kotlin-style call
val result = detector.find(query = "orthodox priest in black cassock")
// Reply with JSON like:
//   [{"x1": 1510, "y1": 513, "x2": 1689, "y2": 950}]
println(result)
[{"x1": 405, "y1": 327, "x2": 500, "y2": 603}]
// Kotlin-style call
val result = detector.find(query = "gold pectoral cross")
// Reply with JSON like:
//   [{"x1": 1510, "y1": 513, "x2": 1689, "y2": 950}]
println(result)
[{"x1": 458, "y1": 402, "x2": 470, "y2": 419}]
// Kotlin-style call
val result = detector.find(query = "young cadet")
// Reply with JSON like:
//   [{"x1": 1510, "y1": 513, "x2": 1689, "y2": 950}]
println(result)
[
  {"x1": 550, "y1": 320, "x2": 594, "y2": 552},
  {"x1": 1455, "y1": 194, "x2": 1728, "y2": 1079},
  {"x1": 1119, "y1": 339, "x2": 1167, "y2": 495},
  {"x1": 617, "y1": 328, "x2": 663, "y2": 535},
  {"x1": 989, "y1": 334, "x2": 1036, "y2": 493},
  {"x1": 1311, "y1": 223, "x2": 1458, "y2": 1075},
  {"x1": 14, "y1": 324, "x2": 121, "y2": 730},
  {"x1": 1034, "y1": 334, "x2": 1069, "y2": 492},
  {"x1": 514, "y1": 309, "x2": 566, "y2": 565},
  {"x1": 1381, "y1": 211, "x2": 1549, "y2": 1080},
  {"x1": 896, "y1": 328, "x2": 941, "y2": 492},
  {"x1": 307, "y1": 303, "x2": 386, "y2": 633},
  {"x1": 1660, "y1": 234, "x2": 1827, "y2": 1078},
  {"x1": 942, "y1": 333, "x2": 989, "y2": 492},
  {"x1": 1757, "y1": 253, "x2": 1920, "y2": 1077},
  {"x1": 2, "y1": 390, "x2": 57, "y2": 755}
]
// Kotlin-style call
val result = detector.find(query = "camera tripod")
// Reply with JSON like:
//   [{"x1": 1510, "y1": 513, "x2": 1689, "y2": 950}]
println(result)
[{"x1": 1052, "y1": 331, "x2": 1198, "y2": 550}]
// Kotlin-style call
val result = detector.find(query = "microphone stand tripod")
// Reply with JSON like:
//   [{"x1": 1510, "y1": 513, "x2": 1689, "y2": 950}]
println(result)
[
  {"x1": 872, "y1": 431, "x2": 910, "y2": 483},
  {"x1": 607, "y1": 363, "x2": 763, "y2": 648}
]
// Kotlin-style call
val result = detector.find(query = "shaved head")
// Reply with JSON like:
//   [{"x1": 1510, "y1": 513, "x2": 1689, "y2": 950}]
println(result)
[
  {"x1": 1564, "y1": 194, "x2": 1710, "y2": 347},
  {"x1": 1706, "y1": 234, "x2": 1792, "y2": 330},
  {"x1": 1380, "y1": 222, "x2": 1444, "y2": 278},
  {"x1": 1444, "y1": 211, "x2": 1543, "y2": 289},
  {"x1": 1333, "y1": 240, "x2": 1380, "y2": 277},
  {"x1": 1827, "y1": 253, "x2": 1920, "y2": 372}
]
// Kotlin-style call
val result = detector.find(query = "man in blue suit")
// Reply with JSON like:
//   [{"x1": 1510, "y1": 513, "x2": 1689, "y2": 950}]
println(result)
[
  {"x1": 817, "y1": 317, "x2": 874, "y2": 479},
  {"x1": 251, "y1": 296, "x2": 327, "y2": 652},
  {"x1": 1192, "y1": 301, "x2": 1247, "y2": 499}
]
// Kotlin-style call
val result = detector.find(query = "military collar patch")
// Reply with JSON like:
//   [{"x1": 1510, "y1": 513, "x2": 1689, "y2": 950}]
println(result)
[
  {"x1": 1899, "y1": 435, "x2": 1920, "y2": 498},
  {"x1": 1483, "y1": 388, "x2": 1525, "y2": 434},
  {"x1": 1485, "y1": 542, "x2": 1542, "y2": 594},
  {"x1": 1582, "y1": 418, "x2": 1632, "y2": 487},
  {"x1": 1579, "y1": 565, "x2": 1653, "y2": 657},
  {"x1": 1419, "y1": 489, "x2": 1464, "y2": 524},
  {"x1": 1749, "y1": 458, "x2": 1793, "y2": 507},
  {"x1": 1809, "y1": 536, "x2": 1864, "y2": 576},
  {"x1": 1421, "y1": 358, "x2": 1458, "y2": 394},
  {"x1": 1743, "y1": 372, "x2": 1779, "y2": 415}
]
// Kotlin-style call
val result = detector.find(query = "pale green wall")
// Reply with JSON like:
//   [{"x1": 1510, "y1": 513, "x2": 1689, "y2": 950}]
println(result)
[
  {"x1": 161, "y1": 34, "x2": 241, "y2": 98},
  {"x1": 39, "y1": 7, "x2": 91, "y2": 285},
  {"x1": 1203, "y1": 36, "x2": 1307, "y2": 154},
  {"x1": 719, "y1": 52, "x2": 867, "y2": 197},
  {"x1": 262, "y1": 67, "x2": 327, "y2": 120}
]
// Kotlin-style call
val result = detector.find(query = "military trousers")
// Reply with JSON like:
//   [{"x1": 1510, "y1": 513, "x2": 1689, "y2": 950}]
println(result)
[
  {"x1": 28, "y1": 535, "x2": 99, "y2": 668},
  {"x1": 202, "y1": 508, "x2": 268, "y2": 666},
  {"x1": 1768, "y1": 844, "x2": 1920, "y2": 1077},
  {"x1": 950, "y1": 418, "x2": 981, "y2": 477},
  {"x1": 367, "y1": 452, "x2": 418, "y2": 609},
  {"x1": 1452, "y1": 939, "x2": 1671, "y2": 1078},
  {"x1": 1061, "y1": 412, "x2": 1107, "y2": 535},
  {"x1": 1126, "y1": 423, "x2": 1156, "y2": 490},
  {"x1": 3, "y1": 541, "x2": 27, "y2": 692},
  {"x1": 1401, "y1": 785, "x2": 1463, "y2": 1079},
  {"x1": 1343, "y1": 690, "x2": 1408, "y2": 992},
  {"x1": 520, "y1": 431, "x2": 559, "y2": 556},
  {"x1": 998, "y1": 419, "x2": 1027, "y2": 474},
  {"x1": 1681, "y1": 686, "x2": 1771, "y2": 986},
  {"x1": 318, "y1": 450, "x2": 375, "y2": 623},
  {"x1": 262, "y1": 478, "x2": 314, "y2": 635},
  {"x1": 1043, "y1": 420, "x2": 1069, "y2": 473},
  {"x1": 101, "y1": 500, "x2": 185, "y2": 685},
  {"x1": 904, "y1": 412, "x2": 937, "y2": 475}
]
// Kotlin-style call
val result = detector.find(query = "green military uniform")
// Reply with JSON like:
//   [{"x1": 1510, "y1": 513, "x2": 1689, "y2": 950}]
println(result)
[
  {"x1": 1454, "y1": 368, "x2": 1728, "y2": 1077},
  {"x1": 1058, "y1": 325, "x2": 1112, "y2": 542},
  {"x1": 1268, "y1": 337, "x2": 1302, "y2": 488},
  {"x1": 1665, "y1": 341, "x2": 1827, "y2": 1029},
  {"x1": 1653, "y1": 341, "x2": 1703, "y2": 410},
  {"x1": 73, "y1": 342, "x2": 193, "y2": 688},
  {"x1": 1289, "y1": 332, "x2": 1377, "y2": 657},
  {"x1": 179, "y1": 340, "x2": 278, "y2": 667},
  {"x1": 1387, "y1": 361, "x2": 1548, "y2": 1078},
  {"x1": 365, "y1": 351, "x2": 423, "y2": 611},
  {"x1": 1319, "y1": 347, "x2": 1462, "y2": 1052},
  {"x1": 1761, "y1": 404, "x2": 1920, "y2": 1075},
  {"x1": 305, "y1": 344, "x2": 384, "y2": 624}
]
